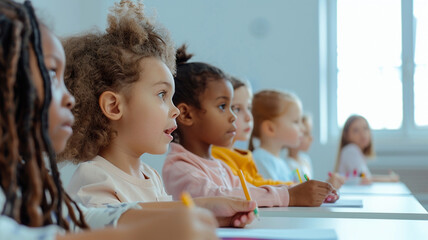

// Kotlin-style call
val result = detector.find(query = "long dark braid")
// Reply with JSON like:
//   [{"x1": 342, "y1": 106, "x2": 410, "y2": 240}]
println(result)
[{"x1": 0, "y1": 0, "x2": 88, "y2": 230}]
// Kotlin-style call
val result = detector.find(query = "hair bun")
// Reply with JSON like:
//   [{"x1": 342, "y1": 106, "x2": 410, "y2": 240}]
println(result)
[{"x1": 176, "y1": 44, "x2": 193, "y2": 65}]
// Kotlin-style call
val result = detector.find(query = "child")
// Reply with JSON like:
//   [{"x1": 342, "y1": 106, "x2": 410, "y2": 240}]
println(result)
[
  {"x1": 60, "y1": 0, "x2": 255, "y2": 228},
  {"x1": 211, "y1": 77, "x2": 294, "y2": 186},
  {"x1": 0, "y1": 1, "x2": 218, "y2": 239},
  {"x1": 287, "y1": 114, "x2": 345, "y2": 189},
  {"x1": 162, "y1": 46, "x2": 335, "y2": 207},
  {"x1": 335, "y1": 115, "x2": 399, "y2": 183},
  {"x1": 250, "y1": 90, "x2": 302, "y2": 182},
  {"x1": 286, "y1": 114, "x2": 314, "y2": 179}
]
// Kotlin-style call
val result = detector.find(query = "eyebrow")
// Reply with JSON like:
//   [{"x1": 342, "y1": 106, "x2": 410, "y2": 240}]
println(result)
[
  {"x1": 44, "y1": 54, "x2": 62, "y2": 63},
  {"x1": 152, "y1": 81, "x2": 172, "y2": 88},
  {"x1": 216, "y1": 96, "x2": 230, "y2": 100}
]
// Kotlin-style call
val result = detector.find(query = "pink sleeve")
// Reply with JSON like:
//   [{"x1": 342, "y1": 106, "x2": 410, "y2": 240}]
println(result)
[{"x1": 163, "y1": 160, "x2": 289, "y2": 207}]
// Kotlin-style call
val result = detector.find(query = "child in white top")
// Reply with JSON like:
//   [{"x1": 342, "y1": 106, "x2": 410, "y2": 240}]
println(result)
[
  {"x1": 335, "y1": 115, "x2": 399, "y2": 183},
  {"x1": 60, "y1": 0, "x2": 255, "y2": 228},
  {"x1": 250, "y1": 90, "x2": 303, "y2": 182},
  {"x1": 0, "y1": 1, "x2": 218, "y2": 239},
  {"x1": 287, "y1": 114, "x2": 313, "y2": 179},
  {"x1": 287, "y1": 114, "x2": 344, "y2": 189}
]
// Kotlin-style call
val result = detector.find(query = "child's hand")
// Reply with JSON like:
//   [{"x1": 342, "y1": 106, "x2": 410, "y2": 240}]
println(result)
[
  {"x1": 288, "y1": 180, "x2": 334, "y2": 207},
  {"x1": 323, "y1": 189, "x2": 339, "y2": 203},
  {"x1": 120, "y1": 207, "x2": 219, "y2": 240},
  {"x1": 194, "y1": 197, "x2": 257, "y2": 228},
  {"x1": 389, "y1": 170, "x2": 400, "y2": 182},
  {"x1": 327, "y1": 173, "x2": 345, "y2": 189},
  {"x1": 360, "y1": 176, "x2": 372, "y2": 185}
]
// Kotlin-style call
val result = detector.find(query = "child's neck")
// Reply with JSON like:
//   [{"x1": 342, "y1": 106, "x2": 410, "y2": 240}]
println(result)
[
  {"x1": 99, "y1": 140, "x2": 144, "y2": 178},
  {"x1": 180, "y1": 137, "x2": 213, "y2": 160},
  {"x1": 259, "y1": 140, "x2": 282, "y2": 158},
  {"x1": 288, "y1": 148, "x2": 300, "y2": 161}
]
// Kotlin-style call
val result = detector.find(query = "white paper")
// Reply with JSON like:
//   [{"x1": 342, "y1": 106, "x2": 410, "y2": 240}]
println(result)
[
  {"x1": 321, "y1": 199, "x2": 363, "y2": 208},
  {"x1": 217, "y1": 228, "x2": 338, "y2": 240}
]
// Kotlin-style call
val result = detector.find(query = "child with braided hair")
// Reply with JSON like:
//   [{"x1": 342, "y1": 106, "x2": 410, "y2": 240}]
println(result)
[{"x1": 0, "y1": 1, "x2": 220, "y2": 239}]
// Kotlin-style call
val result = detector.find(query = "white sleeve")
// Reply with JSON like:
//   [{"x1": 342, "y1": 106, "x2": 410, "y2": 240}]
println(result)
[
  {"x1": 74, "y1": 202, "x2": 142, "y2": 230},
  {"x1": 0, "y1": 216, "x2": 62, "y2": 240}
]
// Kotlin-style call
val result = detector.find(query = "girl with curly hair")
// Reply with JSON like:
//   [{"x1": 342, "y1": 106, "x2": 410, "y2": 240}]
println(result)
[{"x1": 60, "y1": 0, "x2": 256, "y2": 228}]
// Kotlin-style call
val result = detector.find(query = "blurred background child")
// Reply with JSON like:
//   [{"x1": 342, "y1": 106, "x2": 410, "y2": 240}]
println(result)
[
  {"x1": 250, "y1": 90, "x2": 302, "y2": 182},
  {"x1": 287, "y1": 114, "x2": 344, "y2": 189},
  {"x1": 335, "y1": 115, "x2": 399, "y2": 183}
]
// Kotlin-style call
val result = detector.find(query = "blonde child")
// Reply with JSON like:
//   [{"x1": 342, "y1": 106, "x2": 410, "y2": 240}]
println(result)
[
  {"x1": 335, "y1": 115, "x2": 399, "y2": 183},
  {"x1": 287, "y1": 114, "x2": 345, "y2": 189},
  {"x1": 0, "y1": 1, "x2": 218, "y2": 239},
  {"x1": 162, "y1": 46, "x2": 335, "y2": 207},
  {"x1": 286, "y1": 114, "x2": 314, "y2": 179},
  {"x1": 211, "y1": 77, "x2": 294, "y2": 186},
  {"x1": 250, "y1": 90, "x2": 302, "y2": 182},
  {"x1": 60, "y1": 0, "x2": 255, "y2": 228}
]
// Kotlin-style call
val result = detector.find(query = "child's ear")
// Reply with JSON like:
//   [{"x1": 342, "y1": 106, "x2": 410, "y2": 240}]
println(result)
[
  {"x1": 176, "y1": 103, "x2": 194, "y2": 126},
  {"x1": 260, "y1": 120, "x2": 276, "y2": 137},
  {"x1": 99, "y1": 91, "x2": 123, "y2": 120}
]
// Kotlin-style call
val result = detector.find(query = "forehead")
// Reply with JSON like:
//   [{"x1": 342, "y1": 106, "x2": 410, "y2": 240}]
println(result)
[
  {"x1": 233, "y1": 86, "x2": 252, "y2": 101},
  {"x1": 351, "y1": 118, "x2": 368, "y2": 128},
  {"x1": 202, "y1": 79, "x2": 233, "y2": 98},
  {"x1": 41, "y1": 27, "x2": 65, "y2": 62},
  {"x1": 138, "y1": 57, "x2": 174, "y2": 84}
]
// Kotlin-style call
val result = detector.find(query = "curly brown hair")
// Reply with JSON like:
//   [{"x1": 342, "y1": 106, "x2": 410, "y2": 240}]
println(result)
[{"x1": 59, "y1": 0, "x2": 175, "y2": 162}]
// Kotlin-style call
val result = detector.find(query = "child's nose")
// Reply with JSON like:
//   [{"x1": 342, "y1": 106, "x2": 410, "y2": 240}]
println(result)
[
  {"x1": 229, "y1": 108, "x2": 237, "y2": 122},
  {"x1": 171, "y1": 105, "x2": 180, "y2": 118}
]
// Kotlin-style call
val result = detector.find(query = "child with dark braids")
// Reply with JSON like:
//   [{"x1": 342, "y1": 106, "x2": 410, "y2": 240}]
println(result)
[
  {"x1": 0, "y1": 1, "x2": 221, "y2": 239},
  {"x1": 60, "y1": 0, "x2": 256, "y2": 228},
  {"x1": 162, "y1": 45, "x2": 336, "y2": 207}
]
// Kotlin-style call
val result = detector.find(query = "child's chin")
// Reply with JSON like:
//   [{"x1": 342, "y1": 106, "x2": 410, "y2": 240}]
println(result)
[{"x1": 149, "y1": 146, "x2": 168, "y2": 155}]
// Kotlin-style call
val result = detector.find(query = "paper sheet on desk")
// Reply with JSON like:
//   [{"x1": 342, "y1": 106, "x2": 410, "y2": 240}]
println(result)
[
  {"x1": 321, "y1": 199, "x2": 363, "y2": 208},
  {"x1": 217, "y1": 228, "x2": 337, "y2": 240}
]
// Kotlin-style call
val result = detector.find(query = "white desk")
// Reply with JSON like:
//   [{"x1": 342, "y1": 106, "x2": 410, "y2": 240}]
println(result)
[
  {"x1": 244, "y1": 217, "x2": 428, "y2": 240},
  {"x1": 260, "y1": 194, "x2": 428, "y2": 220},
  {"x1": 339, "y1": 182, "x2": 411, "y2": 195}
]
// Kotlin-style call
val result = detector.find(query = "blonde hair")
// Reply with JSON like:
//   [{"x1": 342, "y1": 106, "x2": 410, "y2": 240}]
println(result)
[
  {"x1": 334, "y1": 115, "x2": 375, "y2": 172},
  {"x1": 59, "y1": 0, "x2": 175, "y2": 162},
  {"x1": 249, "y1": 90, "x2": 301, "y2": 151}
]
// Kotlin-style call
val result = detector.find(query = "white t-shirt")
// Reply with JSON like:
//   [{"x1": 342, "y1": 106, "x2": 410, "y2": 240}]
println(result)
[
  {"x1": 67, "y1": 155, "x2": 172, "y2": 207},
  {"x1": 252, "y1": 148, "x2": 294, "y2": 182},
  {"x1": 338, "y1": 143, "x2": 372, "y2": 178},
  {"x1": 286, "y1": 152, "x2": 313, "y2": 181},
  {"x1": 0, "y1": 187, "x2": 141, "y2": 240}
]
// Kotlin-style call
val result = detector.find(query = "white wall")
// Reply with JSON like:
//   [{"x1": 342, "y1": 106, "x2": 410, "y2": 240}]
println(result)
[{"x1": 30, "y1": 0, "x2": 426, "y2": 184}]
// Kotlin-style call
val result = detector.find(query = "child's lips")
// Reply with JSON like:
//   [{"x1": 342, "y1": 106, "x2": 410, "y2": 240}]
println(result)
[{"x1": 164, "y1": 126, "x2": 177, "y2": 140}]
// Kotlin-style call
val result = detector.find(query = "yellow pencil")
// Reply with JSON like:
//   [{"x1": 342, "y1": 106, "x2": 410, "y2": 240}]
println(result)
[
  {"x1": 180, "y1": 191, "x2": 195, "y2": 208},
  {"x1": 238, "y1": 169, "x2": 259, "y2": 219},
  {"x1": 296, "y1": 169, "x2": 303, "y2": 183}
]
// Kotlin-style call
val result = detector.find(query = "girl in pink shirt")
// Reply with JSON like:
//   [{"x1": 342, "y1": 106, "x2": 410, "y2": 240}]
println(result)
[{"x1": 163, "y1": 46, "x2": 335, "y2": 207}]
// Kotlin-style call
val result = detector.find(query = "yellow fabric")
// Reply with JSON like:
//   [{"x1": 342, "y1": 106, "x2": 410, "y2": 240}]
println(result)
[{"x1": 211, "y1": 146, "x2": 293, "y2": 187}]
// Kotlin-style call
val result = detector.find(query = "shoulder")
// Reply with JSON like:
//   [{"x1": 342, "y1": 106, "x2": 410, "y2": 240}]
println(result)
[{"x1": 69, "y1": 157, "x2": 112, "y2": 184}]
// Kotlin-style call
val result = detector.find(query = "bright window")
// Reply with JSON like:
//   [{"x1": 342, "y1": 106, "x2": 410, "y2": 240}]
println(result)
[{"x1": 335, "y1": 0, "x2": 428, "y2": 133}]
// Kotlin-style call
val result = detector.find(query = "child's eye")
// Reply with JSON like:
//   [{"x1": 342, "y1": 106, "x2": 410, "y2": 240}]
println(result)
[
  {"x1": 158, "y1": 91, "x2": 167, "y2": 100},
  {"x1": 48, "y1": 70, "x2": 57, "y2": 82},
  {"x1": 232, "y1": 106, "x2": 241, "y2": 113},
  {"x1": 219, "y1": 103, "x2": 226, "y2": 111}
]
